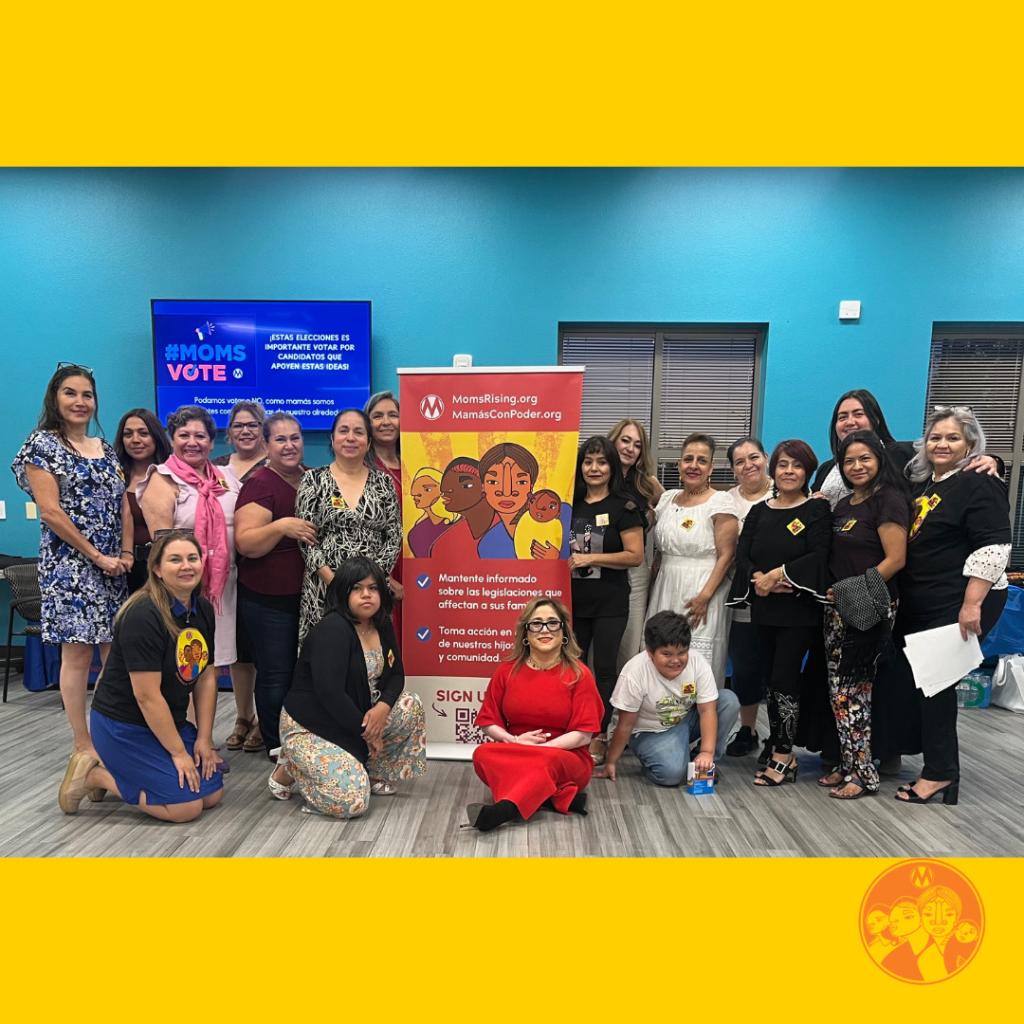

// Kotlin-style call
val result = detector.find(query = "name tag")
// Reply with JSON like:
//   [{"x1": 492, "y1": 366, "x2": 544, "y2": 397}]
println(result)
[
  {"x1": 387, "y1": 648, "x2": 395, "y2": 668},
  {"x1": 928, "y1": 494, "x2": 942, "y2": 510},
  {"x1": 331, "y1": 494, "x2": 348, "y2": 510},
  {"x1": 595, "y1": 513, "x2": 609, "y2": 527},
  {"x1": 680, "y1": 517, "x2": 695, "y2": 530},
  {"x1": 787, "y1": 518, "x2": 805, "y2": 535},
  {"x1": 840, "y1": 518, "x2": 857, "y2": 533}
]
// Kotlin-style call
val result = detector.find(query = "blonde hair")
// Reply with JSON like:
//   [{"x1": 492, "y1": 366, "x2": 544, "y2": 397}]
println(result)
[
  {"x1": 411, "y1": 466, "x2": 458, "y2": 523},
  {"x1": 504, "y1": 596, "x2": 584, "y2": 684},
  {"x1": 116, "y1": 531, "x2": 204, "y2": 640},
  {"x1": 608, "y1": 418, "x2": 657, "y2": 505}
]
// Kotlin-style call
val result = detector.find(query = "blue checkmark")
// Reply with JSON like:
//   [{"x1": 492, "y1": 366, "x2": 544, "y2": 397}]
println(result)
[
  {"x1": 416, "y1": 627, "x2": 432, "y2": 642},
  {"x1": 416, "y1": 573, "x2": 432, "y2": 589}
]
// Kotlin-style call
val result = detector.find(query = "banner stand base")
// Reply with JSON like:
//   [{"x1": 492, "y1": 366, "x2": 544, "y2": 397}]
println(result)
[{"x1": 426, "y1": 742, "x2": 475, "y2": 762}]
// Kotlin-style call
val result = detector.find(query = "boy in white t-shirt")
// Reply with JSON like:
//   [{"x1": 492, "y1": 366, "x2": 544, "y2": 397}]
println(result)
[{"x1": 595, "y1": 611, "x2": 740, "y2": 786}]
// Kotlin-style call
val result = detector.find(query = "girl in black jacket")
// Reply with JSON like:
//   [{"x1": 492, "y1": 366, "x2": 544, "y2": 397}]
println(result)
[{"x1": 268, "y1": 556, "x2": 426, "y2": 816}]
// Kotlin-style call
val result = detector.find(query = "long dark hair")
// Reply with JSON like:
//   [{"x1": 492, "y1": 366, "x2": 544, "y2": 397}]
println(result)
[
  {"x1": 827, "y1": 389, "x2": 896, "y2": 458},
  {"x1": 837, "y1": 430, "x2": 911, "y2": 502},
  {"x1": 114, "y1": 408, "x2": 172, "y2": 476},
  {"x1": 324, "y1": 556, "x2": 393, "y2": 629},
  {"x1": 37, "y1": 364, "x2": 103, "y2": 442},
  {"x1": 575, "y1": 435, "x2": 626, "y2": 498}
]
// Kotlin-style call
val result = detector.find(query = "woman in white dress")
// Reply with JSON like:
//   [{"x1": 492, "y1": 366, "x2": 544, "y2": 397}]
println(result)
[
  {"x1": 646, "y1": 433, "x2": 738, "y2": 687},
  {"x1": 607, "y1": 419, "x2": 663, "y2": 672}
]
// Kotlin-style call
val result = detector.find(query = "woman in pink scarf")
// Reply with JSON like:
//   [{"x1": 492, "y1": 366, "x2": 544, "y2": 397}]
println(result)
[{"x1": 139, "y1": 406, "x2": 255, "y2": 748}]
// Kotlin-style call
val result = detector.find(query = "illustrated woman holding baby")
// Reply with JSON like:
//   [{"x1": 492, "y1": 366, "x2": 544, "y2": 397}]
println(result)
[{"x1": 475, "y1": 442, "x2": 570, "y2": 560}]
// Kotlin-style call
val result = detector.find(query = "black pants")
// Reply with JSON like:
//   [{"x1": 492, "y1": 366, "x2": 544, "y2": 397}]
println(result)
[
  {"x1": 918, "y1": 588, "x2": 1007, "y2": 782},
  {"x1": 573, "y1": 614, "x2": 627, "y2": 732},
  {"x1": 727, "y1": 619, "x2": 769, "y2": 706},
  {"x1": 755, "y1": 623, "x2": 817, "y2": 754}
]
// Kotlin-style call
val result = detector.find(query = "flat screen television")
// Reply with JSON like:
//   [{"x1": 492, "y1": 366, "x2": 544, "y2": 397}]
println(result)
[{"x1": 152, "y1": 298, "x2": 371, "y2": 429}]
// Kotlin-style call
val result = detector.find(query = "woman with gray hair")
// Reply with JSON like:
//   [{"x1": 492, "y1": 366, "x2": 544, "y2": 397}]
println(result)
[{"x1": 895, "y1": 406, "x2": 1011, "y2": 806}]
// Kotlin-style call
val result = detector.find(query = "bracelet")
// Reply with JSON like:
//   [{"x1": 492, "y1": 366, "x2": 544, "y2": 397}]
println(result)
[{"x1": 120, "y1": 550, "x2": 133, "y2": 557}]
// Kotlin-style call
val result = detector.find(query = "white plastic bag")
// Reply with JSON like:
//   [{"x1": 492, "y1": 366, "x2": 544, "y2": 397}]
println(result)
[{"x1": 991, "y1": 655, "x2": 1024, "y2": 713}]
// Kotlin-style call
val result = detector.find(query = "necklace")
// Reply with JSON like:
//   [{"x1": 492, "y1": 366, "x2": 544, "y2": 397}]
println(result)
[
  {"x1": 680, "y1": 483, "x2": 711, "y2": 500},
  {"x1": 527, "y1": 656, "x2": 559, "y2": 671}
]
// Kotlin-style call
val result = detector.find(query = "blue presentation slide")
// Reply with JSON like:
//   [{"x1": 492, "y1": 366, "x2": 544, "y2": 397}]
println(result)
[{"x1": 152, "y1": 299, "x2": 371, "y2": 429}]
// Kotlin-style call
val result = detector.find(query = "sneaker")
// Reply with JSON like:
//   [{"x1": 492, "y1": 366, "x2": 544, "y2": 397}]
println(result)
[{"x1": 726, "y1": 726, "x2": 759, "y2": 757}]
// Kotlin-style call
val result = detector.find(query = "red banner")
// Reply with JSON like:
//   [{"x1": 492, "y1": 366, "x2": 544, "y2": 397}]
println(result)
[{"x1": 398, "y1": 367, "x2": 583, "y2": 754}]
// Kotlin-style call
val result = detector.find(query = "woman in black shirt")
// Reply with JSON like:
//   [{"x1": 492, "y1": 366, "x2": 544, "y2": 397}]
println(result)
[
  {"x1": 58, "y1": 530, "x2": 224, "y2": 821},
  {"x1": 269, "y1": 556, "x2": 426, "y2": 816},
  {"x1": 569, "y1": 436, "x2": 644, "y2": 763},
  {"x1": 728, "y1": 440, "x2": 831, "y2": 786},
  {"x1": 895, "y1": 408, "x2": 1011, "y2": 806},
  {"x1": 822, "y1": 431, "x2": 910, "y2": 799}
]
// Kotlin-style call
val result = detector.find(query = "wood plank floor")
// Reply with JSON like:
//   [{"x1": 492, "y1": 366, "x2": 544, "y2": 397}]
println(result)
[{"x1": 2, "y1": 681, "x2": 1023, "y2": 857}]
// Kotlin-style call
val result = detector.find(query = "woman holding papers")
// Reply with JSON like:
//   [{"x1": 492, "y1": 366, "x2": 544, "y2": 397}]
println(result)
[{"x1": 896, "y1": 407, "x2": 1010, "y2": 806}]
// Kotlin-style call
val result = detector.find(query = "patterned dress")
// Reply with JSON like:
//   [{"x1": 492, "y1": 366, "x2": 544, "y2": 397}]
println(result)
[
  {"x1": 11, "y1": 430, "x2": 127, "y2": 644},
  {"x1": 295, "y1": 465, "x2": 402, "y2": 644}
]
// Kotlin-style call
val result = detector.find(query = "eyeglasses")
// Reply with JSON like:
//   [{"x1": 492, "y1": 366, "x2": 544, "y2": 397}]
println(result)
[
  {"x1": 56, "y1": 361, "x2": 94, "y2": 374},
  {"x1": 526, "y1": 618, "x2": 563, "y2": 633},
  {"x1": 231, "y1": 421, "x2": 262, "y2": 433},
  {"x1": 154, "y1": 528, "x2": 199, "y2": 541}
]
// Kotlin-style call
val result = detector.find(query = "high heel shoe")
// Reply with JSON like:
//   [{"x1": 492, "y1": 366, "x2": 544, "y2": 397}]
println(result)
[
  {"x1": 895, "y1": 780, "x2": 959, "y2": 805},
  {"x1": 754, "y1": 755, "x2": 798, "y2": 787}
]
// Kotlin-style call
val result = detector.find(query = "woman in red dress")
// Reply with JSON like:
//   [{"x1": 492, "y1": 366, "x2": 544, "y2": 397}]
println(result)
[{"x1": 468, "y1": 596, "x2": 604, "y2": 831}]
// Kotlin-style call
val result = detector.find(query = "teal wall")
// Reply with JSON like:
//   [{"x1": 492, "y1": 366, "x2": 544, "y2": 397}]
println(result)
[{"x1": 3, "y1": 166, "x2": 1024, "y2": 591}]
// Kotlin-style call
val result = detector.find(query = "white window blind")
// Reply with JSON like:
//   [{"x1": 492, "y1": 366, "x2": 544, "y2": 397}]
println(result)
[
  {"x1": 925, "y1": 334, "x2": 1024, "y2": 450},
  {"x1": 559, "y1": 325, "x2": 764, "y2": 490},
  {"x1": 560, "y1": 333, "x2": 655, "y2": 440},
  {"x1": 925, "y1": 327, "x2": 1024, "y2": 567}
]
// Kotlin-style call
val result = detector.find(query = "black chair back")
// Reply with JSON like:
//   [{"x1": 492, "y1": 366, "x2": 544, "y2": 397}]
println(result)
[{"x1": 5, "y1": 563, "x2": 42, "y2": 622}]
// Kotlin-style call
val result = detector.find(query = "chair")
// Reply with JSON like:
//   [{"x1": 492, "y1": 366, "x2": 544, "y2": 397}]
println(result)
[{"x1": 3, "y1": 562, "x2": 42, "y2": 702}]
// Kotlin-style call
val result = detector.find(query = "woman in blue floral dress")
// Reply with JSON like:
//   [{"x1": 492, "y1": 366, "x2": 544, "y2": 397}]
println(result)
[{"x1": 12, "y1": 364, "x2": 131, "y2": 762}]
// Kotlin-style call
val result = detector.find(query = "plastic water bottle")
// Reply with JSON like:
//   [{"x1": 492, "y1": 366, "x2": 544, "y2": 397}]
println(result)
[{"x1": 956, "y1": 670, "x2": 993, "y2": 708}]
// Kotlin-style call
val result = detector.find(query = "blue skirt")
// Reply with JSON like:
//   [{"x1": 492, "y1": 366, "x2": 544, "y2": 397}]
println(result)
[{"x1": 91, "y1": 709, "x2": 224, "y2": 806}]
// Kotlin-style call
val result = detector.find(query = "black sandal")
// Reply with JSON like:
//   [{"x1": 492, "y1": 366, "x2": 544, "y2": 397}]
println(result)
[
  {"x1": 754, "y1": 756, "x2": 798, "y2": 787},
  {"x1": 895, "y1": 780, "x2": 959, "y2": 806},
  {"x1": 828, "y1": 774, "x2": 878, "y2": 800},
  {"x1": 817, "y1": 769, "x2": 846, "y2": 788}
]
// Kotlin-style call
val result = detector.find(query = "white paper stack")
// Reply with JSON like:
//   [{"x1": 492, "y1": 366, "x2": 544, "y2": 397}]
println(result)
[{"x1": 903, "y1": 623, "x2": 983, "y2": 697}]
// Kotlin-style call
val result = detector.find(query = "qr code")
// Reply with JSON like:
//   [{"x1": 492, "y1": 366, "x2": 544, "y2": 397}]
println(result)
[{"x1": 454, "y1": 706, "x2": 489, "y2": 745}]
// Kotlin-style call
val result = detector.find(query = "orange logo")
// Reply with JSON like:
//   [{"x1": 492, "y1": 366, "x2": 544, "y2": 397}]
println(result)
[{"x1": 860, "y1": 859, "x2": 983, "y2": 984}]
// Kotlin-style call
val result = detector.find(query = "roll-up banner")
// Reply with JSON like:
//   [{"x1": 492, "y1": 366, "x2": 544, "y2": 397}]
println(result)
[{"x1": 397, "y1": 366, "x2": 585, "y2": 758}]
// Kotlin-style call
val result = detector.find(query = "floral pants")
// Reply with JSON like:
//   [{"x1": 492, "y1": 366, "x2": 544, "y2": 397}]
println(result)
[
  {"x1": 279, "y1": 692, "x2": 427, "y2": 818},
  {"x1": 823, "y1": 605, "x2": 890, "y2": 791}
]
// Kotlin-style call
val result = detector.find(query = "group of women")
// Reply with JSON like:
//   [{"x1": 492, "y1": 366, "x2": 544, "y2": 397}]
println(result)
[
  {"x1": 550, "y1": 390, "x2": 1009, "y2": 815},
  {"x1": 15, "y1": 364, "x2": 422, "y2": 821},
  {"x1": 14, "y1": 363, "x2": 1012, "y2": 827}
]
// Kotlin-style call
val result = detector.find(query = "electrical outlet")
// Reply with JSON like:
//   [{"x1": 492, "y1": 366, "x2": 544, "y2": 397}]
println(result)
[{"x1": 25, "y1": 501, "x2": 37, "y2": 520}]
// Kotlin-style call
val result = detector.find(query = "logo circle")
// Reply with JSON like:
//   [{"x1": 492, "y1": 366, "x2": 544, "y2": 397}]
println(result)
[
  {"x1": 860, "y1": 858, "x2": 983, "y2": 984},
  {"x1": 419, "y1": 394, "x2": 444, "y2": 420},
  {"x1": 233, "y1": 368, "x2": 243, "y2": 379}
]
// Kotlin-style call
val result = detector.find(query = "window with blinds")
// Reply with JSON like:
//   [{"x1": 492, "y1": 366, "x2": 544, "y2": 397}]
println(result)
[
  {"x1": 559, "y1": 324, "x2": 765, "y2": 490},
  {"x1": 925, "y1": 325, "x2": 1024, "y2": 567}
]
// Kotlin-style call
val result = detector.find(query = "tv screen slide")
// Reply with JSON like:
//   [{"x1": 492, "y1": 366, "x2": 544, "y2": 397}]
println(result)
[{"x1": 152, "y1": 298, "x2": 371, "y2": 429}]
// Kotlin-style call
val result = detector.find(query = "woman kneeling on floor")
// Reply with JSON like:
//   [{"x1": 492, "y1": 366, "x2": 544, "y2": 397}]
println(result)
[
  {"x1": 58, "y1": 530, "x2": 224, "y2": 821},
  {"x1": 468, "y1": 596, "x2": 604, "y2": 831},
  {"x1": 268, "y1": 556, "x2": 426, "y2": 817}
]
